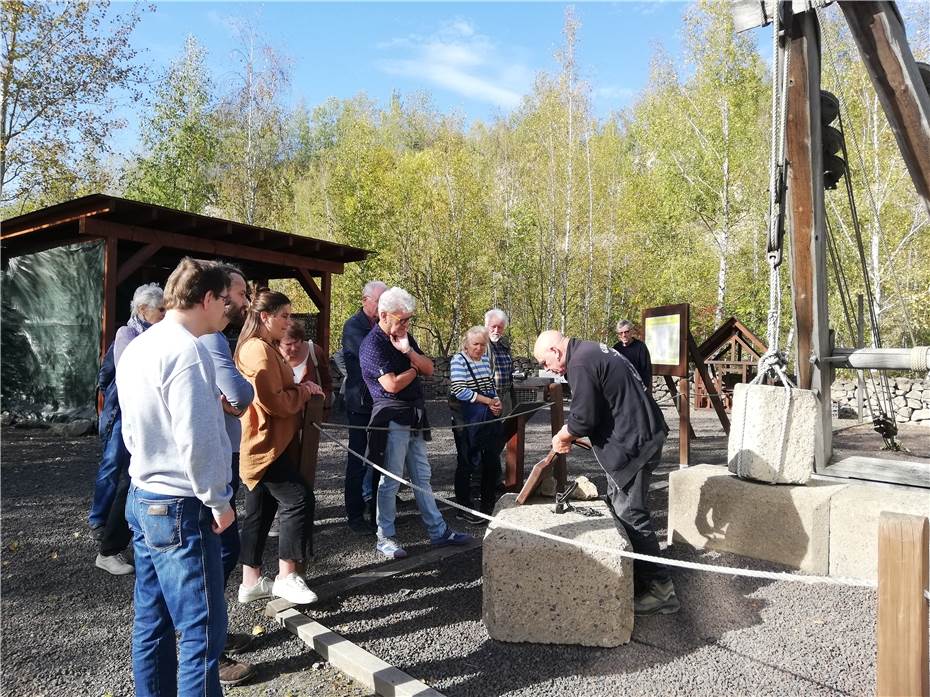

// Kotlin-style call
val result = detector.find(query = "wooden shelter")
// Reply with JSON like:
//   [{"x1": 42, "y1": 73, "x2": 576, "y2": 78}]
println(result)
[
  {"x1": 0, "y1": 194, "x2": 370, "y2": 357},
  {"x1": 693, "y1": 317, "x2": 768, "y2": 411}
]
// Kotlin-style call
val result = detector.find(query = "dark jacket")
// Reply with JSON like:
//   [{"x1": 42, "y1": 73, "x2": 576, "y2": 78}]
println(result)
[
  {"x1": 97, "y1": 316, "x2": 151, "y2": 441},
  {"x1": 565, "y1": 339, "x2": 668, "y2": 489},
  {"x1": 613, "y1": 338, "x2": 653, "y2": 391},
  {"x1": 341, "y1": 308, "x2": 376, "y2": 414}
]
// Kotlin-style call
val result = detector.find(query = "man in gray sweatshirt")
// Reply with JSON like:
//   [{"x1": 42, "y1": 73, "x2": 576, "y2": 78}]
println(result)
[{"x1": 117, "y1": 257, "x2": 234, "y2": 697}]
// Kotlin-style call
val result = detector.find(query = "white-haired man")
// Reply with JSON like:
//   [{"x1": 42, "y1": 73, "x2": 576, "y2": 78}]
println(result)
[
  {"x1": 484, "y1": 308, "x2": 515, "y2": 418},
  {"x1": 613, "y1": 319, "x2": 652, "y2": 392},
  {"x1": 359, "y1": 287, "x2": 471, "y2": 559},
  {"x1": 534, "y1": 329, "x2": 675, "y2": 616},
  {"x1": 341, "y1": 280, "x2": 387, "y2": 534}
]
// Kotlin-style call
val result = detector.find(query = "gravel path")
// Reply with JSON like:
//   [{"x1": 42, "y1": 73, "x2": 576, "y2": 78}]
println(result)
[{"x1": 2, "y1": 403, "x2": 927, "y2": 696}]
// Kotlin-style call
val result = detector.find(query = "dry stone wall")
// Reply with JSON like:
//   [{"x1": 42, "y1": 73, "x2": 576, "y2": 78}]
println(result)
[{"x1": 830, "y1": 376, "x2": 930, "y2": 424}]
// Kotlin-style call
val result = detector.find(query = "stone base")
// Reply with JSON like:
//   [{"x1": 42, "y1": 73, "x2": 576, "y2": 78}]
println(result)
[
  {"x1": 728, "y1": 383, "x2": 817, "y2": 484},
  {"x1": 483, "y1": 494, "x2": 633, "y2": 647},
  {"x1": 668, "y1": 465, "x2": 848, "y2": 573},
  {"x1": 829, "y1": 484, "x2": 930, "y2": 580}
]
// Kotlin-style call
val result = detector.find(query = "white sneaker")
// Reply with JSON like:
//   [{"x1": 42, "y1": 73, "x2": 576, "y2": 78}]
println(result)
[
  {"x1": 95, "y1": 551, "x2": 134, "y2": 575},
  {"x1": 272, "y1": 573, "x2": 318, "y2": 605},
  {"x1": 237, "y1": 576, "x2": 273, "y2": 604}
]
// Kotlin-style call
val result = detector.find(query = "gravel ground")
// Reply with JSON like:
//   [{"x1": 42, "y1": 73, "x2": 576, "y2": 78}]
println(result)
[{"x1": 2, "y1": 403, "x2": 927, "y2": 696}]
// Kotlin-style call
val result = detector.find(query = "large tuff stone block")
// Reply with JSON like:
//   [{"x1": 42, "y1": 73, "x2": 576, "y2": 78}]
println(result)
[
  {"x1": 829, "y1": 484, "x2": 930, "y2": 580},
  {"x1": 483, "y1": 494, "x2": 633, "y2": 647},
  {"x1": 728, "y1": 383, "x2": 818, "y2": 484},
  {"x1": 668, "y1": 464, "x2": 848, "y2": 573}
]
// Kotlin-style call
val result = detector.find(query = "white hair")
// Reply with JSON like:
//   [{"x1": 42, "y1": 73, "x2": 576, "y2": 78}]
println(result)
[
  {"x1": 131, "y1": 283, "x2": 164, "y2": 318},
  {"x1": 484, "y1": 308, "x2": 509, "y2": 326},
  {"x1": 616, "y1": 318, "x2": 633, "y2": 333},
  {"x1": 362, "y1": 280, "x2": 387, "y2": 299},
  {"x1": 460, "y1": 325, "x2": 489, "y2": 352},
  {"x1": 378, "y1": 286, "x2": 416, "y2": 315}
]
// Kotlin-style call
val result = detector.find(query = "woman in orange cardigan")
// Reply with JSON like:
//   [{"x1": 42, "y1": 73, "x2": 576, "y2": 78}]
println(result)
[{"x1": 234, "y1": 290, "x2": 323, "y2": 605}]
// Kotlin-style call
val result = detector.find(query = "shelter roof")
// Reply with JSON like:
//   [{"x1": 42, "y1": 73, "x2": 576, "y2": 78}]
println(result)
[
  {"x1": 0, "y1": 194, "x2": 369, "y2": 278},
  {"x1": 697, "y1": 317, "x2": 768, "y2": 363}
]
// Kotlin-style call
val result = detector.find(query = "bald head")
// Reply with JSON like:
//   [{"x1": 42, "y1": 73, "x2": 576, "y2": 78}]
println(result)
[{"x1": 534, "y1": 330, "x2": 570, "y2": 375}]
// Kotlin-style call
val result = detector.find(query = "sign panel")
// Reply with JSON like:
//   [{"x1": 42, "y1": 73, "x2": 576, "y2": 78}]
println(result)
[{"x1": 642, "y1": 303, "x2": 690, "y2": 377}]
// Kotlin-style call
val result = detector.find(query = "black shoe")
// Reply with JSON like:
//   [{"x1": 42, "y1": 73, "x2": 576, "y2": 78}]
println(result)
[
  {"x1": 347, "y1": 517, "x2": 373, "y2": 536},
  {"x1": 456, "y1": 510, "x2": 487, "y2": 526},
  {"x1": 224, "y1": 632, "x2": 254, "y2": 655},
  {"x1": 219, "y1": 654, "x2": 256, "y2": 686}
]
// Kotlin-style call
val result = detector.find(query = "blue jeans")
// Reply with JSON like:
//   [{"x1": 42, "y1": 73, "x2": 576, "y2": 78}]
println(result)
[
  {"x1": 126, "y1": 486, "x2": 227, "y2": 697},
  {"x1": 89, "y1": 416, "x2": 130, "y2": 528},
  {"x1": 376, "y1": 421, "x2": 447, "y2": 540}
]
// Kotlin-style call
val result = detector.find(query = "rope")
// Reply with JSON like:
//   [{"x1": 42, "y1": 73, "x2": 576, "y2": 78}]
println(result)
[
  {"x1": 321, "y1": 401, "x2": 551, "y2": 432},
  {"x1": 910, "y1": 347, "x2": 929, "y2": 373},
  {"x1": 313, "y1": 423, "x2": 889, "y2": 592}
]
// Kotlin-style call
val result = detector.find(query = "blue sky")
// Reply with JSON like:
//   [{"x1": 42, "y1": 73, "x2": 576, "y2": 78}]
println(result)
[{"x1": 122, "y1": 1, "x2": 702, "y2": 148}]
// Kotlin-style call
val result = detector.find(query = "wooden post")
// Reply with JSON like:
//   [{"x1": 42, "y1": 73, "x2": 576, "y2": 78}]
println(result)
[
  {"x1": 839, "y1": 1, "x2": 930, "y2": 215},
  {"x1": 319, "y1": 271, "x2": 332, "y2": 358},
  {"x1": 664, "y1": 375, "x2": 697, "y2": 441},
  {"x1": 504, "y1": 414, "x2": 527, "y2": 490},
  {"x1": 548, "y1": 383, "x2": 567, "y2": 492},
  {"x1": 678, "y1": 377, "x2": 690, "y2": 467},
  {"x1": 876, "y1": 512, "x2": 929, "y2": 697},
  {"x1": 100, "y1": 231, "x2": 118, "y2": 359},
  {"x1": 785, "y1": 9, "x2": 832, "y2": 472}
]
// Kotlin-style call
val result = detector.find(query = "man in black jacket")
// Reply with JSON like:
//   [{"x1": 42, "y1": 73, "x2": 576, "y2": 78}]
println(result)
[
  {"x1": 613, "y1": 319, "x2": 652, "y2": 392},
  {"x1": 341, "y1": 280, "x2": 387, "y2": 533},
  {"x1": 534, "y1": 330, "x2": 678, "y2": 615}
]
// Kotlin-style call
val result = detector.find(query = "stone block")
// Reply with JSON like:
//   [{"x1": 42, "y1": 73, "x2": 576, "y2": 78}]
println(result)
[
  {"x1": 668, "y1": 464, "x2": 848, "y2": 573},
  {"x1": 912, "y1": 409, "x2": 930, "y2": 422},
  {"x1": 483, "y1": 497, "x2": 633, "y2": 647},
  {"x1": 829, "y1": 485, "x2": 930, "y2": 580},
  {"x1": 572, "y1": 476, "x2": 600, "y2": 500},
  {"x1": 727, "y1": 383, "x2": 817, "y2": 485}
]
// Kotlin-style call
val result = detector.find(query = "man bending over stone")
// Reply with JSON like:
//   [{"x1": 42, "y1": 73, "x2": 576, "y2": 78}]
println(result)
[{"x1": 533, "y1": 329, "x2": 677, "y2": 615}]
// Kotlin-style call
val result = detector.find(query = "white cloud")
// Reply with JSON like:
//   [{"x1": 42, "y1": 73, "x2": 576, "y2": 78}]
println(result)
[
  {"x1": 594, "y1": 85, "x2": 636, "y2": 103},
  {"x1": 376, "y1": 18, "x2": 532, "y2": 110}
]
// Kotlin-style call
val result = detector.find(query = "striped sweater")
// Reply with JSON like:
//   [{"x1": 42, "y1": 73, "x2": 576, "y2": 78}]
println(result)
[{"x1": 449, "y1": 352, "x2": 497, "y2": 403}]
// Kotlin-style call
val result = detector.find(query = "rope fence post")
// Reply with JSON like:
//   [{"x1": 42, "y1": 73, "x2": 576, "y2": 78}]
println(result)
[
  {"x1": 548, "y1": 383, "x2": 567, "y2": 492},
  {"x1": 876, "y1": 511, "x2": 929, "y2": 697}
]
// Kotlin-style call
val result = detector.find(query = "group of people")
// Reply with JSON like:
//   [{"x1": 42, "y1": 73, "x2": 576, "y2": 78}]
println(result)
[{"x1": 87, "y1": 257, "x2": 674, "y2": 696}]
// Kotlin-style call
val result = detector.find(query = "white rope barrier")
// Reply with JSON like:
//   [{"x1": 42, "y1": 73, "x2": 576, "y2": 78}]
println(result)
[{"x1": 313, "y1": 424, "x2": 906, "y2": 595}]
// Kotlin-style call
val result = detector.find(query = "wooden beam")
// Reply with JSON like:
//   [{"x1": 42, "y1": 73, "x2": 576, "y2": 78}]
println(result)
[
  {"x1": 688, "y1": 332, "x2": 731, "y2": 435},
  {"x1": 100, "y1": 229, "x2": 119, "y2": 358},
  {"x1": 839, "y1": 1, "x2": 930, "y2": 215},
  {"x1": 548, "y1": 383, "x2": 566, "y2": 492},
  {"x1": 79, "y1": 217, "x2": 344, "y2": 275},
  {"x1": 117, "y1": 243, "x2": 163, "y2": 285},
  {"x1": 785, "y1": 9, "x2": 832, "y2": 471},
  {"x1": 0, "y1": 208, "x2": 112, "y2": 240},
  {"x1": 318, "y1": 271, "x2": 332, "y2": 357},
  {"x1": 876, "y1": 512, "x2": 929, "y2": 697},
  {"x1": 295, "y1": 268, "x2": 325, "y2": 309}
]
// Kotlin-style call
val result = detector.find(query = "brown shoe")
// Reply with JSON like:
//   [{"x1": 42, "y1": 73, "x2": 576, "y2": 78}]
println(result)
[
  {"x1": 224, "y1": 632, "x2": 254, "y2": 655},
  {"x1": 218, "y1": 654, "x2": 256, "y2": 686}
]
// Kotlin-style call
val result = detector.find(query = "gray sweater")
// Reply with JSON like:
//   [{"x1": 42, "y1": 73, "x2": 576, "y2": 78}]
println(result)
[{"x1": 116, "y1": 318, "x2": 233, "y2": 515}]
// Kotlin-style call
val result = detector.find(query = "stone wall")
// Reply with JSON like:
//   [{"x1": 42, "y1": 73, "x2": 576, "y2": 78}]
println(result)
[{"x1": 830, "y1": 376, "x2": 930, "y2": 424}]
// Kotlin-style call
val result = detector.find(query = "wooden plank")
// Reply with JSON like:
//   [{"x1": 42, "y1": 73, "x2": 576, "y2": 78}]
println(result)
[
  {"x1": 296, "y1": 268, "x2": 325, "y2": 308},
  {"x1": 688, "y1": 331, "x2": 731, "y2": 435},
  {"x1": 504, "y1": 413, "x2": 528, "y2": 490},
  {"x1": 876, "y1": 512, "x2": 929, "y2": 697},
  {"x1": 0, "y1": 208, "x2": 112, "y2": 240},
  {"x1": 786, "y1": 9, "x2": 833, "y2": 472},
  {"x1": 319, "y1": 271, "x2": 332, "y2": 357},
  {"x1": 664, "y1": 375, "x2": 696, "y2": 440},
  {"x1": 116, "y1": 243, "x2": 162, "y2": 284},
  {"x1": 679, "y1": 377, "x2": 690, "y2": 466},
  {"x1": 548, "y1": 383, "x2": 567, "y2": 491},
  {"x1": 839, "y1": 1, "x2": 930, "y2": 215},
  {"x1": 100, "y1": 230, "x2": 118, "y2": 358},
  {"x1": 825, "y1": 456, "x2": 930, "y2": 489},
  {"x1": 80, "y1": 217, "x2": 344, "y2": 274}
]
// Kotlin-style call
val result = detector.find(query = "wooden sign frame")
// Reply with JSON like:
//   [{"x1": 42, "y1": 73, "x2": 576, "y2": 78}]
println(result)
[{"x1": 642, "y1": 303, "x2": 690, "y2": 378}]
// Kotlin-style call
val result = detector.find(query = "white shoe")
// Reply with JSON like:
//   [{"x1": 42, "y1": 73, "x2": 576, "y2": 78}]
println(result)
[
  {"x1": 95, "y1": 551, "x2": 134, "y2": 575},
  {"x1": 237, "y1": 576, "x2": 273, "y2": 604},
  {"x1": 272, "y1": 573, "x2": 318, "y2": 605}
]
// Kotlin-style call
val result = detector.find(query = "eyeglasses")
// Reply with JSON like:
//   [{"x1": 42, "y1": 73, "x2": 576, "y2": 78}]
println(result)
[
  {"x1": 388, "y1": 313, "x2": 412, "y2": 325},
  {"x1": 217, "y1": 294, "x2": 231, "y2": 307}
]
